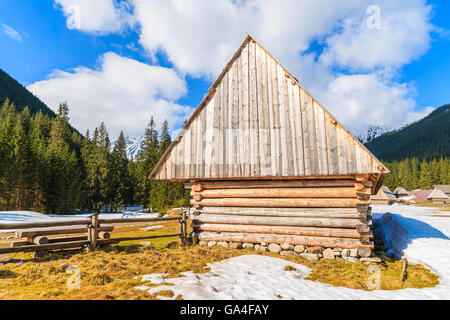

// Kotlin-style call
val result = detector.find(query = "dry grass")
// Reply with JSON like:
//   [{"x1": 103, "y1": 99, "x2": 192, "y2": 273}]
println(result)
[
  {"x1": 306, "y1": 258, "x2": 438, "y2": 290},
  {"x1": 0, "y1": 221, "x2": 439, "y2": 300}
]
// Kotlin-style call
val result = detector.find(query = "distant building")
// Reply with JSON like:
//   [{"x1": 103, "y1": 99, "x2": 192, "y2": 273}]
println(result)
[
  {"x1": 371, "y1": 186, "x2": 397, "y2": 205},
  {"x1": 393, "y1": 187, "x2": 409, "y2": 198},
  {"x1": 434, "y1": 185, "x2": 450, "y2": 198},
  {"x1": 428, "y1": 188, "x2": 450, "y2": 205}
]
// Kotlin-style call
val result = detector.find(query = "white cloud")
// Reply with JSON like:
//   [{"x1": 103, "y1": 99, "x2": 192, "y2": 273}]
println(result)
[
  {"x1": 321, "y1": 1, "x2": 433, "y2": 71},
  {"x1": 54, "y1": 0, "x2": 133, "y2": 35},
  {"x1": 320, "y1": 73, "x2": 432, "y2": 128},
  {"x1": 132, "y1": 0, "x2": 363, "y2": 78},
  {"x1": 27, "y1": 53, "x2": 192, "y2": 138},
  {"x1": 51, "y1": 0, "x2": 436, "y2": 131},
  {"x1": 1, "y1": 24, "x2": 23, "y2": 42},
  {"x1": 130, "y1": 0, "x2": 435, "y2": 127}
]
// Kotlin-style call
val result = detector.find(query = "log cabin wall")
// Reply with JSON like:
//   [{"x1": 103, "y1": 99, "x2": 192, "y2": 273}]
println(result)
[{"x1": 189, "y1": 176, "x2": 374, "y2": 256}]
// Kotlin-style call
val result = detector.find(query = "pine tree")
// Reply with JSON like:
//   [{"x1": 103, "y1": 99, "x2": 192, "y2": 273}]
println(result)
[
  {"x1": 107, "y1": 131, "x2": 132, "y2": 211},
  {"x1": 136, "y1": 117, "x2": 159, "y2": 209},
  {"x1": 11, "y1": 109, "x2": 33, "y2": 210},
  {"x1": 419, "y1": 160, "x2": 434, "y2": 189}
]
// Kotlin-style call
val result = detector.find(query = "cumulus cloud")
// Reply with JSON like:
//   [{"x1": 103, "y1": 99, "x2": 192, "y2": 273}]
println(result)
[
  {"x1": 51, "y1": 0, "x2": 436, "y2": 131},
  {"x1": 321, "y1": 1, "x2": 433, "y2": 71},
  {"x1": 320, "y1": 73, "x2": 433, "y2": 128},
  {"x1": 1, "y1": 24, "x2": 23, "y2": 42},
  {"x1": 54, "y1": 0, "x2": 133, "y2": 35},
  {"x1": 130, "y1": 0, "x2": 434, "y2": 127},
  {"x1": 27, "y1": 53, "x2": 192, "y2": 138},
  {"x1": 132, "y1": 0, "x2": 362, "y2": 78}
]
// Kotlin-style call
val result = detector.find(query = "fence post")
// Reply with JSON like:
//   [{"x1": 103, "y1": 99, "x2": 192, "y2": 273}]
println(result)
[
  {"x1": 88, "y1": 214, "x2": 99, "y2": 251},
  {"x1": 179, "y1": 211, "x2": 187, "y2": 246}
]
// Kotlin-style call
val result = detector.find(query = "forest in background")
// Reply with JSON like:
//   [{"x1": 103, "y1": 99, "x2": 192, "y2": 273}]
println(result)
[
  {"x1": 382, "y1": 157, "x2": 449, "y2": 192},
  {"x1": 0, "y1": 99, "x2": 187, "y2": 214}
]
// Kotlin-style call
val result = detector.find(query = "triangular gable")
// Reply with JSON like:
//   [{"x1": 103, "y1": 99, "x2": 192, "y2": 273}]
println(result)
[
  {"x1": 150, "y1": 35, "x2": 389, "y2": 182},
  {"x1": 372, "y1": 186, "x2": 396, "y2": 201}
]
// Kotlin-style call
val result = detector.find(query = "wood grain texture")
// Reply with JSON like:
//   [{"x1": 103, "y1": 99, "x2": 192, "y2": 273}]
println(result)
[{"x1": 150, "y1": 35, "x2": 388, "y2": 182}]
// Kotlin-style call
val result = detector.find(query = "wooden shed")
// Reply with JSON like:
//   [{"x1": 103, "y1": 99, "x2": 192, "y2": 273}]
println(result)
[
  {"x1": 149, "y1": 35, "x2": 389, "y2": 257},
  {"x1": 393, "y1": 187, "x2": 409, "y2": 198},
  {"x1": 427, "y1": 188, "x2": 449, "y2": 205},
  {"x1": 433, "y1": 185, "x2": 450, "y2": 198},
  {"x1": 370, "y1": 186, "x2": 397, "y2": 205}
]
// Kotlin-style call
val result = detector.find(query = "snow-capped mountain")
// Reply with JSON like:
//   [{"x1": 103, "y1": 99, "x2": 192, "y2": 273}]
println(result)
[
  {"x1": 113, "y1": 136, "x2": 144, "y2": 160},
  {"x1": 347, "y1": 124, "x2": 393, "y2": 144}
]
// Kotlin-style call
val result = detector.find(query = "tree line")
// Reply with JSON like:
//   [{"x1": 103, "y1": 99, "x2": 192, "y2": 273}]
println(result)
[
  {"x1": 383, "y1": 157, "x2": 449, "y2": 191},
  {"x1": 0, "y1": 99, "x2": 187, "y2": 214}
]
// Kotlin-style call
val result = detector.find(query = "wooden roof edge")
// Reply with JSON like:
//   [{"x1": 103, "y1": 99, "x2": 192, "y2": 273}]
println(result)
[
  {"x1": 149, "y1": 35, "x2": 253, "y2": 180},
  {"x1": 152, "y1": 172, "x2": 387, "y2": 183}
]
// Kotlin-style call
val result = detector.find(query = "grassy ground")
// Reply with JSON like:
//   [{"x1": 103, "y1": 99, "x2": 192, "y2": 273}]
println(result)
[{"x1": 0, "y1": 221, "x2": 439, "y2": 300}]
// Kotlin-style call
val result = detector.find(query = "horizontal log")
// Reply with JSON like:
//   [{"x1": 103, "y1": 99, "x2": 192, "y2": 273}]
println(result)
[
  {"x1": 357, "y1": 204, "x2": 371, "y2": 214},
  {"x1": 99, "y1": 233, "x2": 182, "y2": 244},
  {"x1": 193, "y1": 180, "x2": 366, "y2": 189},
  {"x1": 192, "y1": 187, "x2": 357, "y2": 199},
  {"x1": 197, "y1": 232, "x2": 373, "y2": 249},
  {"x1": 11, "y1": 235, "x2": 89, "y2": 247},
  {"x1": 0, "y1": 240, "x2": 89, "y2": 254},
  {"x1": 356, "y1": 224, "x2": 372, "y2": 233},
  {"x1": 197, "y1": 207, "x2": 361, "y2": 219},
  {"x1": 356, "y1": 193, "x2": 371, "y2": 200},
  {"x1": 196, "y1": 223, "x2": 362, "y2": 238},
  {"x1": 15, "y1": 225, "x2": 114, "y2": 238},
  {"x1": 191, "y1": 198, "x2": 365, "y2": 208},
  {"x1": 98, "y1": 231, "x2": 110, "y2": 240},
  {"x1": 0, "y1": 219, "x2": 90, "y2": 230},
  {"x1": 32, "y1": 236, "x2": 49, "y2": 245},
  {"x1": 192, "y1": 184, "x2": 203, "y2": 192},
  {"x1": 97, "y1": 217, "x2": 180, "y2": 224},
  {"x1": 194, "y1": 214, "x2": 369, "y2": 228}
]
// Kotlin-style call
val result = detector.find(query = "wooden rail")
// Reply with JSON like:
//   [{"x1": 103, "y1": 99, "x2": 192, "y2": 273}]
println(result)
[{"x1": 0, "y1": 212, "x2": 189, "y2": 255}]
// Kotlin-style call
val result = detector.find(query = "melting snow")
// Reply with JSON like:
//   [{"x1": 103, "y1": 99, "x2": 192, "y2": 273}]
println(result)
[{"x1": 137, "y1": 204, "x2": 450, "y2": 300}]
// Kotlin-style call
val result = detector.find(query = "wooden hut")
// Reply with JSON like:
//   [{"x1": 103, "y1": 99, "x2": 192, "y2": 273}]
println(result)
[
  {"x1": 149, "y1": 35, "x2": 389, "y2": 258},
  {"x1": 393, "y1": 187, "x2": 409, "y2": 198},
  {"x1": 428, "y1": 188, "x2": 449, "y2": 205},
  {"x1": 370, "y1": 186, "x2": 397, "y2": 205},
  {"x1": 433, "y1": 185, "x2": 450, "y2": 198}
]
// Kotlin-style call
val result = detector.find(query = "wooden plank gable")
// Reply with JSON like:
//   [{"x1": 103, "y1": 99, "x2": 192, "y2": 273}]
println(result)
[{"x1": 150, "y1": 35, "x2": 389, "y2": 181}]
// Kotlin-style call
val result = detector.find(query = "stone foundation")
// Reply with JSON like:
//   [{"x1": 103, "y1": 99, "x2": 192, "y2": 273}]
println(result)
[{"x1": 198, "y1": 240, "x2": 378, "y2": 263}]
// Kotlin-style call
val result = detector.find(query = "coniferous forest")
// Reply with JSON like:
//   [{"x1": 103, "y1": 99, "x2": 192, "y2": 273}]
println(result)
[
  {"x1": 0, "y1": 99, "x2": 187, "y2": 214},
  {"x1": 382, "y1": 158, "x2": 449, "y2": 191}
]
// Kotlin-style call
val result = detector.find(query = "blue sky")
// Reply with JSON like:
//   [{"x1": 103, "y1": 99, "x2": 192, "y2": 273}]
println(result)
[{"x1": 0, "y1": 0, "x2": 449, "y2": 138}]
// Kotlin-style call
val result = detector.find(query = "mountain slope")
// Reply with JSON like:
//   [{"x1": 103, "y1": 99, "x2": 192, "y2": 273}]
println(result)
[
  {"x1": 348, "y1": 124, "x2": 392, "y2": 144},
  {"x1": 0, "y1": 68, "x2": 56, "y2": 117},
  {"x1": 365, "y1": 104, "x2": 450, "y2": 161},
  {"x1": 113, "y1": 136, "x2": 144, "y2": 160}
]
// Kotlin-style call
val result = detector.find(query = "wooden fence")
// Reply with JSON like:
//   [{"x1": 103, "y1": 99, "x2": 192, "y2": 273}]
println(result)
[{"x1": 0, "y1": 212, "x2": 188, "y2": 255}]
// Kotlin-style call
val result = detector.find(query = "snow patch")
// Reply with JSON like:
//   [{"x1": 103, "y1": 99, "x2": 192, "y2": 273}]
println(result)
[{"x1": 137, "y1": 205, "x2": 450, "y2": 300}]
